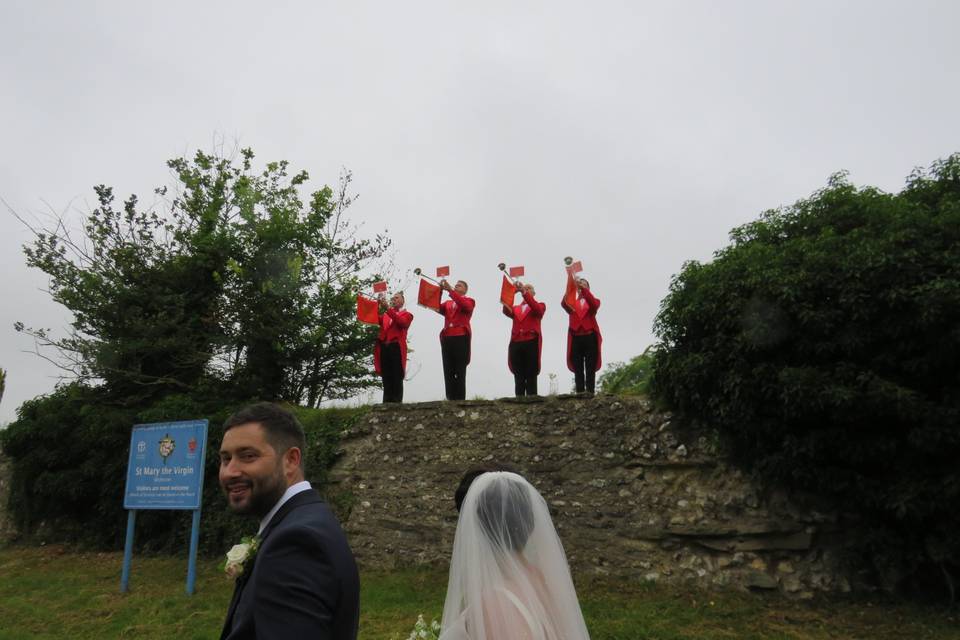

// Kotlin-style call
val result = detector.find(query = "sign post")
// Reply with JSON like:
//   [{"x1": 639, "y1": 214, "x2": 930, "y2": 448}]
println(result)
[{"x1": 121, "y1": 419, "x2": 208, "y2": 595}]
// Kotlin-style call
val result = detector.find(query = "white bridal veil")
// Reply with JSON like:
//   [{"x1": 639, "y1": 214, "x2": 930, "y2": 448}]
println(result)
[{"x1": 439, "y1": 471, "x2": 591, "y2": 640}]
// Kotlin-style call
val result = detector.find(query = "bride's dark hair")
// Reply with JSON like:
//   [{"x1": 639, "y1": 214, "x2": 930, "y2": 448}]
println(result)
[
  {"x1": 454, "y1": 462, "x2": 522, "y2": 512},
  {"x1": 475, "y1": 474, "x2": 535, "y2": 551}
]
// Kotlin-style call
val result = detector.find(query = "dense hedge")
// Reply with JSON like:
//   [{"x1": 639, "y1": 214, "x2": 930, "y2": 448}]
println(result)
[
  {"x1": 0, "y1": 383, "x2": 365, "y2": 555},
  {"x1": 650, "y1": 156, "x2": 960, "y2": 597}
]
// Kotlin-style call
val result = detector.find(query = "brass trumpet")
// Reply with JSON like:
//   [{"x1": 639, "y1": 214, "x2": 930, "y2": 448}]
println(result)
[
  {"x1": 413, "y1": 267, "x2": 442, "y2": 286},
  {"x1": 497, "y1": 262, "x2": 523, "y2": 286},
  {"x1": 564, "y1": 256, "x2": 584, "y2": 277}
]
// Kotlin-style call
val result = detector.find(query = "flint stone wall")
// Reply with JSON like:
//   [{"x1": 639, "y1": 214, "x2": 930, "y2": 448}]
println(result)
[{"x1": 328, "y1": 395, "x2": 854, "y2": 598}]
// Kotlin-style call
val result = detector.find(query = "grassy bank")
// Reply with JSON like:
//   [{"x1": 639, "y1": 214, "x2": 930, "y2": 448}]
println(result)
[{"x1": 0, "y1": 547, "x2": 956, "y2": 639}]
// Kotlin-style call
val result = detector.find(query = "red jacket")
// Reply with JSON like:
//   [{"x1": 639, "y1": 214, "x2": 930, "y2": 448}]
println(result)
[
  {"x1": 374, "y1": 307, "x2": 413, "y2": 375},
  {"x1": 561, "y1": 288, "x2": 602, "y2": 372},
  {"x1": 437, "y1": 290, "x2": 475, "y2": 338},
  {"x1": 502, "y1": 290, "x2": 546, "y2": 373}
]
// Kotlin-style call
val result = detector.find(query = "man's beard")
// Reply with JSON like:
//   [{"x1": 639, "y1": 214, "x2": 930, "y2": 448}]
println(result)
[{"x1": 226, "y1": 466, "x2": 286, "y2": 519}]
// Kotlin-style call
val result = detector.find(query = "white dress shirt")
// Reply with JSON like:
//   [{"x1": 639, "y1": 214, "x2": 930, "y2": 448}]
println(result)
[{"x1": 258, "y1": 480, "x2": 312, "y2": 535}]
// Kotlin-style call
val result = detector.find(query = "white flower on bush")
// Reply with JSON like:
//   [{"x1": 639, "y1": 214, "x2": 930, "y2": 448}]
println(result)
[
  {"x1": 222, "y1": 535, "x2": 260, "y2": 579},
  {"x1": 406, "y1": 614, "x2": 441, "y2": 640}
]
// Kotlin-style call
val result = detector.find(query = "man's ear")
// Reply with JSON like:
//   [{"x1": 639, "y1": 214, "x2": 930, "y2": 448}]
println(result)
[{"x1": 283, "y1": 446, "x2": 302, "y2": 474}]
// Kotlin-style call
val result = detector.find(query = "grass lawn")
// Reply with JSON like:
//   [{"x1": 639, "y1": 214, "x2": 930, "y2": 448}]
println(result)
[{"x1": 0, "y1": 546, "x2": 957, "y2": 639}]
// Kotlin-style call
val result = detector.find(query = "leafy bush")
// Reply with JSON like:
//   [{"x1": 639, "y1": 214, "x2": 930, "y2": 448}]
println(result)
[
  {"x1": 0, "y1": 383, "x2": 366, "y2": 555},
  {"x1": 651, "y1": 155, "x2": 960, "y2": 598},
  {"x1": 598, "y1": 348, "x2": 655, "y2": 395}
]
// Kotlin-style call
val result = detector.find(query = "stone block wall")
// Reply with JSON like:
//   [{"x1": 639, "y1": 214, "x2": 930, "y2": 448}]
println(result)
[{"x1": 328, "y1": 395, "x2": 854, "y2": 598}]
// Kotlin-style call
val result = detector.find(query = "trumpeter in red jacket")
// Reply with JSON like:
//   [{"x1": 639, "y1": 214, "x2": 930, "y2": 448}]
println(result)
[
  {"x1": 374, "y1": 292, "x2": 413, "y2": 403},
  {"x1": 436, "y1": 279, "x2": 475, "y2": 401},
  {"x1": 561, "y1": 277, "x2": 602, "y2": 394},
  {"x1": 502, "y1": 283, "x2": 546, "y2": 397}
]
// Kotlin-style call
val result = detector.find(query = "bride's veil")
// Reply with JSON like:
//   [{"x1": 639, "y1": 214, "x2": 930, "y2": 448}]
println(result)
[{"x1": 440, "y1": 471, "x2": 590, "y2": 640}]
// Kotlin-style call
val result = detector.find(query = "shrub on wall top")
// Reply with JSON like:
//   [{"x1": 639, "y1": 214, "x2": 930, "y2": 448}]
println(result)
[{"x1": 650, "y1": 155, "x2": 960, "y2": 596}]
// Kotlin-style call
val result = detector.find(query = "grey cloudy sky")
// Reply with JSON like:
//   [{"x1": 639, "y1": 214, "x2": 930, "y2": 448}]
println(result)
[{"x1": 2, "y1": 1, "x2": 958, "y2": 423}]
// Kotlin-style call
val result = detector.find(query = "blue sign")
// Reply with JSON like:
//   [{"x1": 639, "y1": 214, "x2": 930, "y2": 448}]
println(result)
[{"x1": 123, "y1": 420, "x2": 208, "y2": 510}]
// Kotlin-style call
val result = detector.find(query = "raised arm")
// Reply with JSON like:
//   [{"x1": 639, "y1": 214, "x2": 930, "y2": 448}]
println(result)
[
  {"x1": 580, "y1": 288, "x2": 600, "y2": 313},
  {"x1": 387, "y1": 308, "x2": 413, "y2": 328},
  {"x1": 522, "y1": 290, "x2": 546, "y2": 318},
  {"x1": 448, "y1": 289, "x2": 475, "y2": 313}
]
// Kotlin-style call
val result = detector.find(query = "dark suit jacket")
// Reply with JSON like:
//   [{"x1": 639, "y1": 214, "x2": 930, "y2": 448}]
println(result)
[{"x1": 221, "y1": 489, "x2": 360, "y2": 640}]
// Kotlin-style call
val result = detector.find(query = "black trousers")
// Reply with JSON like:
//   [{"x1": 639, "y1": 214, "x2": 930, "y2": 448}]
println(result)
[
  {"x1": 509, "y1": 339, "x2": 539, "y2": 397},
  {"x1": 441, "y1": 334, "x2": 470, "y2": 401},
  {"x1": 380, "y1": 341, "x2": 403, "y2": 403},
  {"x1": 571, "y1": 332, "x2": 599, "y2": 393}
]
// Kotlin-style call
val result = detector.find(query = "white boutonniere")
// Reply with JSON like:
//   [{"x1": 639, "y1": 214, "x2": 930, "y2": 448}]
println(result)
[{"x1": 222, "y1": 535, "x2": 260, "y2": 579}]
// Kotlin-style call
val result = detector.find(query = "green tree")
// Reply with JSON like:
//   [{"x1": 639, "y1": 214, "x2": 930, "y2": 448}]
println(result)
[
  {"x1": 15, "y1": 182, "x2": 226, "y2": 398},
  {"x1": 294, "y1": 172, "x2": 393, "y2": 406},
  {"x1": 598, "y1": 347, "x2": 655, "y2": 395},
  {"x1": 15, "y1": 148, "x2": 388, "y2": 404},
  {"x1": 651, "y1": 155, "x2": 960, "y2": 598},
  {"x1": 2, "y1": 146, "x2": 389, "y2": 552}
]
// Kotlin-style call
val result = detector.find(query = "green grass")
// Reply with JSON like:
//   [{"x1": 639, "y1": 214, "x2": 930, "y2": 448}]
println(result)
[{"x1": 0, "y1": 546, "x2": 957, "y2": 639}]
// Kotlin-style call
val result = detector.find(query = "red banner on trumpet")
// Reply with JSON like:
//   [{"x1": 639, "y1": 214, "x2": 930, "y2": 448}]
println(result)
[
  {"x1": 500, "y1": 275, "x2": 517, "y2": 306},
  {"x1": 356, "y1": 295, "x2": 379, "y2": 325},
  {"x1": 372, "y1": 281, "x2": 388, "y2": 293},
  {"x1": 564, "y1": 270, "x2": 578, "y2": 308},
  {"x1": 566, "y1": 260, "x2": 583, "y2": 274},
  {"x1": 436, "y1": 265, "x2": 450, "y2": 277},
  {"x1": 418, "y1": 278, "x2": 442, "y2": 311},
  {"x1": 508, "y1": 265, "x2": 524, "y2": 278}
]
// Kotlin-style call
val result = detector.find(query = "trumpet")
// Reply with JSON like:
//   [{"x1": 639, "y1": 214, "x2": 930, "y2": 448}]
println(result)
[
  {"x1": 497, "y1": 262, "x2": 523, "y2": 287},
  {"x1": 413, "y1": 267, "x2": 442, "y2": 286},
  {"x1": 564, "y1": 256, "x2": 585, "y2": 278}
]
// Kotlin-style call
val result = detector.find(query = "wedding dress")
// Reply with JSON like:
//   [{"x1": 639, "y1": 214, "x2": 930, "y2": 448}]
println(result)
[{"x1": 439, "y1": 472, "x2": 591, "y2": 640}]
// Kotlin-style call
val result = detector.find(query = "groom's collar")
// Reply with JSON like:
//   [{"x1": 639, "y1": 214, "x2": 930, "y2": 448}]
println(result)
[{"x1": 258, "y1": 480, "x2": 311, "y2": 535}]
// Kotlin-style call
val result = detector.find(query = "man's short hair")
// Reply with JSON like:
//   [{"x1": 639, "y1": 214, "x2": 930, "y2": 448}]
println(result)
[
  {"x1": 223, "y1": 402, "x2": 306, "y2": 464},
  {"x1": 456, "y1": 280, "x2": 468, "y2": 292},
  {"x1": 455, "y1": 461, "x2": 522, "y2": 512}
]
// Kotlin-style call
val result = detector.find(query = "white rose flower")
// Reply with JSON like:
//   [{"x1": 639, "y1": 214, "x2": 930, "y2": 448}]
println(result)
[
  {"x1": 226, "y1": 543, "x2": 251, "y2": 565},
  {"x1": 222, "y1": 536, "x2": 260, "y2": 579}
]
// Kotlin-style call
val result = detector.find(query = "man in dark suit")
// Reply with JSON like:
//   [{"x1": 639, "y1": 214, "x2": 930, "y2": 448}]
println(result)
[{"x1": 218, "y1": 402, "x2": 360, "y2": 639}]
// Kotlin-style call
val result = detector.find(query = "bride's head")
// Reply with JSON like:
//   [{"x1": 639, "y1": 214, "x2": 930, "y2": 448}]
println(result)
[
  {"x1": 454, "y1": 462, "x2": 522, "y2": 513},
  {"x1": 473, "y1": 472, "x2": 535, "y2": 552}
]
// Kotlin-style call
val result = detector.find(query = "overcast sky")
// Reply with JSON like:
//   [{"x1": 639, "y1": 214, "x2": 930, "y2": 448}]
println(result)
[{"x1": 2, "y1": 1, "x2": 958, "y2": 424}]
